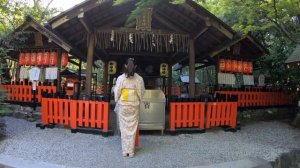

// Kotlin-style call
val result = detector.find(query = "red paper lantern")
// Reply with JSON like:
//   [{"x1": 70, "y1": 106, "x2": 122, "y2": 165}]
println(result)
[
  {"x1": 43, "y1": 52, "x2": 50, "y2": 65},
  {"x1": 25, "y1": 52, "x2": 31, "y2": 65},
  {"x1": 225, "y1": 59, "x2": 232, "y2": 72},
  {"x1": 30, "y1": 52, "x2": 37, "y2": 65},
  {"x1": 248, "y1": 62, "x2": 253, "y2": 74},
  {"x1": 231, "y1": 60, "x2": 238, "y2": 72},
  {"x1": 242, "y1": 61, "x2": 249, "y2": 74},
  {"x1": 50, "y1": 51, "x2": 57, "y2": 66},
  {"x1": 237, "y1": 61, "x2": 243, "y2": 73},
  {"x1": 19, "y1": 52, "x2": 25, "y2": 65},
  {"x1": 36, "y1": 52, "x2": 43, "y2": 66},
  {"x1": 219, "y1": 59, "x2": 225, "y2": 72},
  {"x1": 61, "y1": 53, "x2": 69, "y2": 67}
]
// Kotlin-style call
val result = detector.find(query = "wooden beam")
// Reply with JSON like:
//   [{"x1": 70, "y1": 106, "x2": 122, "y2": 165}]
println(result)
[
  {"x1": 28, "y1": 22, "x2": 72, "y2": 52},
  {"x1": 103, "y1": 60, "x2": 108, "y2": 94},
  {"x1": 167, "y1": 62, "x2": 172, "y2": 101},
  {"x1": 194, "y1": 27, "x2": 209, "y2": 40},
  {"x1": 108, "y1": 52, "x2": 169, "y2": 58},
  {"x1": 69, "y1": 59, "x2": 80, "y2": 66},
  {"x1": 245, "y1": 35, "x2": 267, "y2": 54},
  {"x1": 189, "y1": 39, "x2": 195, "y2": 98},
  {"x1": 156, "y1": 10, "x2": 193, "y2": 33},
  {"x1": 152, "y1": 14, "x2": 183, "y2": 32},
  {"x1": 78, "y1": 12, "x2": 92, "y2": 33},
  {"x1": 195, "y1": 63, "x2": 212, "y2": 70},
  {"x1": 184, "y1": 1, "x2": 234, "y2": 39},
  {"x1": 50, "y1": 0, "x2": 111, "y2": 29},
  {"x1": 85, "y1": 33, "x2": 95, "y2": 98},
  {"x1": 56, "y1": 49, "x2": 62, "y2": 92},
  {"x1": 160, "y1": 3, "x2": 198, "y2": 27},
  {"x1": 209, "y1": 37, "x2": 246, "y2": 58}
]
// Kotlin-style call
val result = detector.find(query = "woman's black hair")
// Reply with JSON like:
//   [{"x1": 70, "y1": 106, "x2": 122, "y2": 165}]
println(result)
[{"x1": 124, "y1": 58, "x2": 136, "y2": 78}]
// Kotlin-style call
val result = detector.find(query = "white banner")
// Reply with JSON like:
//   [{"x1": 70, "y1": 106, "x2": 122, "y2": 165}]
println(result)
[
  {"x1": 218, "y1": 73, "x2": 236, "y2": 85},
  {"x1": 243, "y1": 75, "x2": 254, "y2": 86}
]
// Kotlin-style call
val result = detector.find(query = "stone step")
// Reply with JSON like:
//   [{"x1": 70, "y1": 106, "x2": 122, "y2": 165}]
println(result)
[{"x1": 188, "y1": 157, "x2": 272, "y2": 168}]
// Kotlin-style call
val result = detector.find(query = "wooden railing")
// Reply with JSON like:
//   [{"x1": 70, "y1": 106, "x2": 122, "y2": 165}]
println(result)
[
  {"x1": 0, "y1": 84, "x2": 56, "y2": 103},
  {"x1": 41, "y1": 98, "x2": 110, "y2": 133},
  {"x1": 215, "y1": 91, "x2": 293, "y2": 107}
]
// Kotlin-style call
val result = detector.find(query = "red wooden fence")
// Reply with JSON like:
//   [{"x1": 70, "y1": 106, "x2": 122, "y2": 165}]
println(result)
[
  {"x1": 216, "y1": 91, "x2": 293, "y2": 107},
  {"x1": 206, "y1": 102, "x2": 237, "y2": 129},
  {"x1": 0, "y1": 85, "x2": 56, "y2": 103},
  {"x1": 41, "y1": 98, "x2": 109, "y2": 132},
  {"x1": 169, "y1": 102, "x2": 205, "y2": 131},
  {"x1": 170, "y1": 102, "x2": 238, "y2": 131}
]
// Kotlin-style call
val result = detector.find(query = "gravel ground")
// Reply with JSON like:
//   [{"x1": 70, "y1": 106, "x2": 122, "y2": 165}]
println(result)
[{"x1": 0, "y1": 117, "x2": 299, "y2": 168}]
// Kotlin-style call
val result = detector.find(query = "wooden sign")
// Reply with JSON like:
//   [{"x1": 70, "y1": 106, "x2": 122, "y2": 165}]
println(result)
[{"x1": 136, "y1": 8, "x2": 153, "y2": 31}]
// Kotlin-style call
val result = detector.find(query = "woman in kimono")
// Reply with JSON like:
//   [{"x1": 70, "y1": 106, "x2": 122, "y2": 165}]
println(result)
[{"x1": 114, "y1": 58, "x2": 145, "y2": 157}]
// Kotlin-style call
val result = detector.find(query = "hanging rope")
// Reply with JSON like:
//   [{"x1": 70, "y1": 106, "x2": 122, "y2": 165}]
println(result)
[{"x1": 95, "y1": 29, "x2": 189, "y2": 53}]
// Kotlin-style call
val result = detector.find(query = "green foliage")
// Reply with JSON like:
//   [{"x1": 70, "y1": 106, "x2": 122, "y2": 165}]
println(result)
[
  {"x1": 197, "y1": 0, "x2": 300, "y2": 87},
  {"x1": 113, "y1": 0, "x2": 186, "y2": 27}
]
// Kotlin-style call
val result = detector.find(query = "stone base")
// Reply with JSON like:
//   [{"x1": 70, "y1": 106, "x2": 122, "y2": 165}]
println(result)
[{"x1": 238, "y1": 107, "x2": 297, "y2": 125}]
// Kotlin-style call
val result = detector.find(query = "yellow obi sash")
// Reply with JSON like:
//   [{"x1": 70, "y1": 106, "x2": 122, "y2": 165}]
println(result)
[{"x1": 120, "y1": 88, "x2": 138, "y2": 102}]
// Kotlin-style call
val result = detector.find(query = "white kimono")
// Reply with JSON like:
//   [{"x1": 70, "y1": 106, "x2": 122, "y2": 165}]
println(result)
[{"x1": 114, "y1": 73, "x2": 145, "y2": 156}]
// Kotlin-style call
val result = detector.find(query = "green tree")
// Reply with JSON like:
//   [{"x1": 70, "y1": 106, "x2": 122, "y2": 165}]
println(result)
[{"x1": 197, "y1": 0, "x2": 300, "y2": 87}]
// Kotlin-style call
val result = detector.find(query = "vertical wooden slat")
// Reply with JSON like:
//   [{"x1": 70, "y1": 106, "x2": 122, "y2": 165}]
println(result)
[
  {"x1": 188, "y1": 103, "x2": 194, "y2": 127},
  {"x1": 211, "y1": 103, "x2": 216, "y2": 127},
  {"x1": 194, "y1": 103, "x2": 199, "y2": 127},
  {"x1": 84, "y1": 101, "x2": 90, "y2": 127},
  {"x1": 59, "y1": 100, "x2": 64, "y2": 124},
  {"x1": 90, "y1": 101, "x2": 96, "y2": 128},
  {"x1": 49, "y1": 98, "x2": 53, "y2": 124},
  {"x1": 182, "y1": 103, "x2": 188, "y2": 127},
  {"x1": 199, "y1": 103, "x2": 205, "y2": 129},
  {"x1": 170, "y1": 103, "x2": 176, "y2": 131},
  {"x1": 206, "y1": 103, "x2": 212, "y2": 128},
  {"x1": 41, "y1": 98, "x2": 48, "y2": 125},
  {"x1": 176, "y1": 103, "x2": 182, "y2": 128},
  {"x1": 103, "y1": 102, "x2": 109, "y2": 131},
  {"x1": 54, "y1": 99, "x2": 58, "y2": 123},
  {"x1": 70, "y1": 100, "x2": 77, "y2": 129},
  {"x1": 78, "y1": 101, "x2": 83, "y2": 127},
  {"x1": 96, "y1": 102, "x2": 102, "y2": 129},
  {"x1": 64, "y1": 100, "x2": 69, "y2": 126}
]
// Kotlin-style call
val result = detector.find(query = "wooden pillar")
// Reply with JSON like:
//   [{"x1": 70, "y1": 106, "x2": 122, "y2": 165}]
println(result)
[
  {"x1": 167, "y1": 63, "x2": 172, "y2": 101},
  {"x1": 189, "y1": 39, "x2": 195, "y2": 98},
  {"x1": 103, "y1": 60, "x2": 108, "y2": 95},
  {"x1": 56, "y1": 49, "x2": 62, "y2": 93},
  {"x1": 85, "y1": 33, "x2": 94, "y2": 98},
  {"x1": 78, "y1": 59, "x2": 82, "y2": 97}
]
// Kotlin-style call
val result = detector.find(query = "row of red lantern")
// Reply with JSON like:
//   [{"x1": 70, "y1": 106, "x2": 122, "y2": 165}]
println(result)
[
  {"x1": 219, "y1": 59, "x2": 253, "y2": 74},
  {"x1": 19, "y1": 52, "x2": 68, "y2": 67}
]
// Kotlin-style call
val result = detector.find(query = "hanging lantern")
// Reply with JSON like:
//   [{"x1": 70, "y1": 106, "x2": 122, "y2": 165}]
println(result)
[
  {"x1": 30, "y1": 52, "x2": 37, "y2": 65},
  {"x1": 49, "y1": 51, "x2": 57, "y2": 66},
  {"x1": 237, "y1": 60, "x2": 243, "y2": 73},
  {"x1": 36, "y1": 52, "x2": 43, "y2": 66},
  {"x1": 219, "y1": 59, "x2": 225, "y2": 72},
  {"x1": 61, "y1": 53, "x2": 69, "y2": 67},
  {"x1": 19, "y1": 52, "x2": 25, "y2": 65},
  {"x1": 25, "y1": 52, "x2": 31, "y2": 65},
  {"x1": 248, "y1": 62, "x2": 253, "y2": 74},
  {"x1": 242, "y1": 61, "x2": 249, "y2": 74},
  {"x1": 225, "y1": 59, "x2": 232, "y2": 72},
  {"x1": 231, "y1": 60, "x2": 238, "y2": 72},
  {"x1": 43, "y1": 52, "x2": 50, "y2": 65}
]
